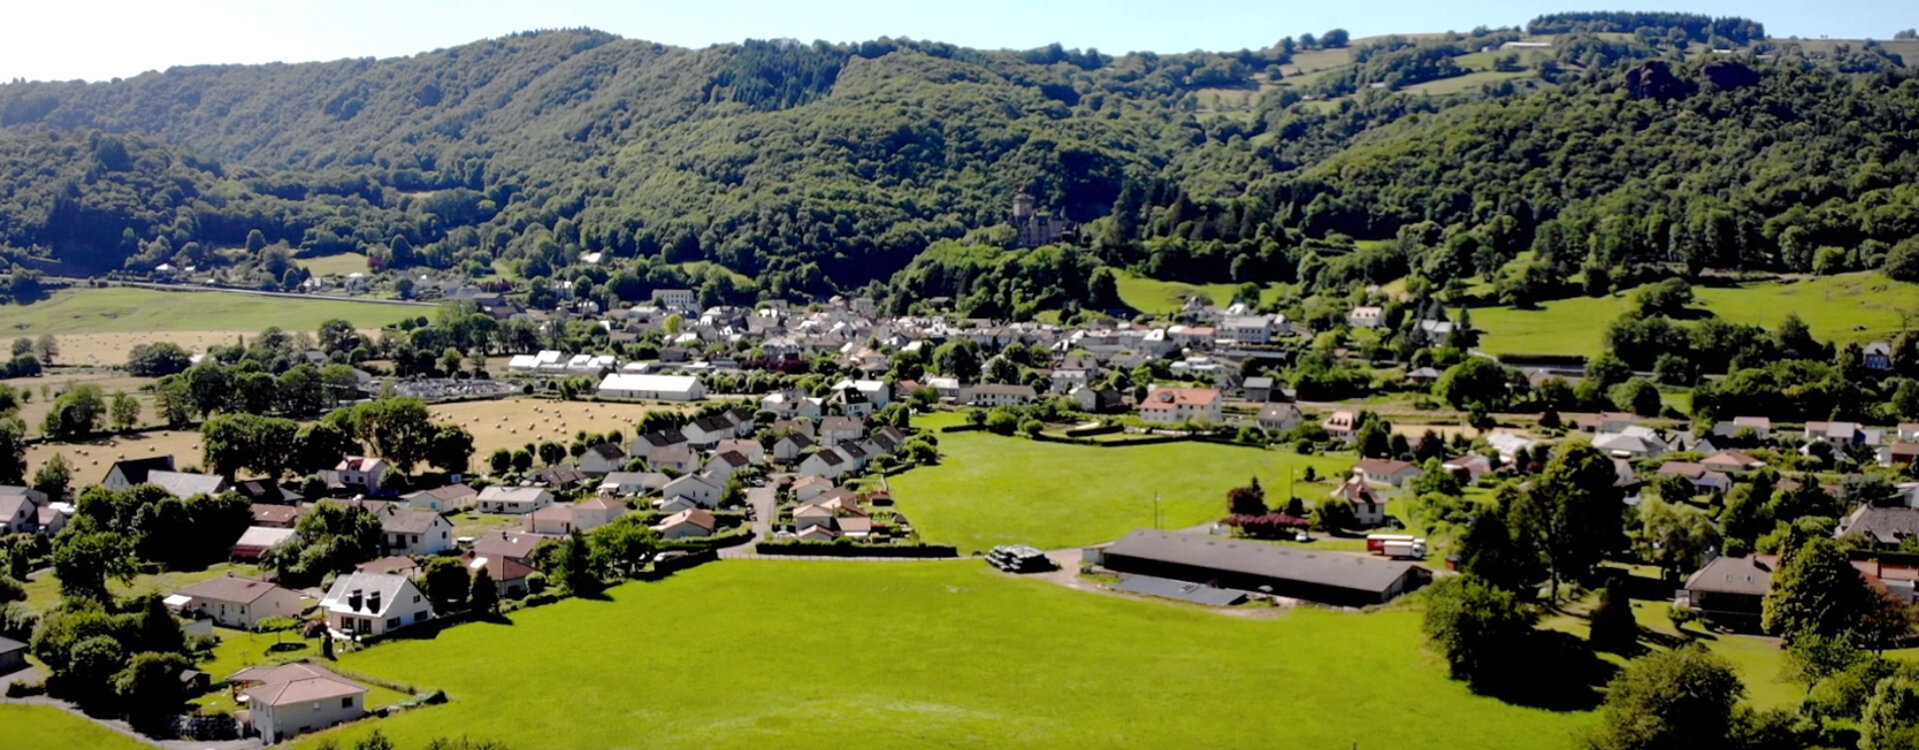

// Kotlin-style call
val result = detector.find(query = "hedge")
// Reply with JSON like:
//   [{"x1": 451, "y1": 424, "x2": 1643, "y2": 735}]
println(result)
[{"x1": 752, "y1": 541, "x2": 959, "y2": 558}]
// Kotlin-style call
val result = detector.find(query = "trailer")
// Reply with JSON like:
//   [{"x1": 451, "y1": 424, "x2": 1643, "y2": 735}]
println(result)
[
  {"x1": 1381, "y1": 539, "x2": 1428, "y2": 560},
  {"x1": 1365, "y1": 534, "x2": 1417, "y2": 553}
]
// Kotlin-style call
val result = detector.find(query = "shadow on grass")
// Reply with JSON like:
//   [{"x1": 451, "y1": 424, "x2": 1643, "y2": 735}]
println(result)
[{"x1": 1477, "y1": 630, "x2": 1617, "y2": 712}]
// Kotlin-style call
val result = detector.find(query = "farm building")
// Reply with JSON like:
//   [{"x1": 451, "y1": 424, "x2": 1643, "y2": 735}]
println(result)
[
  {"x1": 597, "y1": 373, "x2": 706, "y2": 401},
  {"x1": 0, "y1": 635, "x2": 25, "y2": 675},
  {"x1": 1090, "y1": 529, "x2": 1430, "y2": 607}
]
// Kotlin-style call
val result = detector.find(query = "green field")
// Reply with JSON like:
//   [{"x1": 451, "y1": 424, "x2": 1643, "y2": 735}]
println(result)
[
  {"x1": 297, "y1": 252, "x2": 370, "y2": 276},
  {"x1": 0, "y1": 287, "x2": 423, "y2": 335},
  {"x1": 889, "y1": 427, "x2": 1353, "y2": 552},
  {"x1": 1113, "y1": 271, "x2": 1284, "y2": 315},
  {"x1": 1473, "y1": 273, "x2": 1919, "y2": 357},
  {"x1": 0, "y1": 705, "x2": 150, "y2": 750},
  {"x1": 302, "y1": 561, "x2": 1592, "y2": 750},
  {"x1": 1402, "y1": 70, "x2": 1532, "y2": 96}
]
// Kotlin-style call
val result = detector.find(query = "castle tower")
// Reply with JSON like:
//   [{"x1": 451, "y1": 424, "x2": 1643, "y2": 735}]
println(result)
[{"x1": 1012, "y1": 191, "x2": 1036, "y2": 222}]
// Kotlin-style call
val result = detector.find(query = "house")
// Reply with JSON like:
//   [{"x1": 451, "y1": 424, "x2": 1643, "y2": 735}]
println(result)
[
  {"x1": 1346, "y1": 306, "x2": 1384, "y2": 328},
  {"x1": 649, "y1": 444, "x2": 701, "y2": 475},
  {"x1": 651, "y1": 288, "x2": 696, "y2": 310},
  {"x1": 831, "y1": 378, "x2": 893, "y2": 409},
  {"x1": 233, "y1": 480, "x2": 305, "y2": 506},
  {"x1": 597, "y1": 373, "x2": 706, "y2": 401},
  {"x1": 683, "y1": 415, "x2": 737, "y2": 449},
  {"x1": 1093, "y1": 529, "x2": 1429, "y2": 607},
  {"x1": 1887, "y1": 442, "x2": 1919, "y2": 470},
  {"x1": 34, "y1": 505, "x2": 68, "y2": 536},
  {"x1": 1219, "y1": 315, "x2": 1277, "y2": 344},
  {"x1": 598, "y1": 471, "x2": 668, "y2": 497},
  {"x1": 572, "y1": 496, "x2": 627, "y2": 529},
  {"x1": 968, "y1": 384, "x2": 1037, "y2": 407},
  {"x1": 705, "y1": 451, "x2": 751, "y2": 485},
  {"x1": 148, "y1": 470, "x2": 229, "y2": 499},
  {"x1": 661, "y1": 473, "x2": 723, "y2": 509},
  {"x1": 356, "y1": 556, "x2": 422, "y2": 579},
  {"x1": 1575, "y1": 412, "x2": 1639, "y2": 434},
  {"x1": 1865, "y1": 341, "x2": 1894, "y2": 371},
  {"x1": 1657, "y1": 462, "x2": 1732, "y2": 494},
  {"x1": 1322, "y1": 411, "x2": 1360, "y2": 443},
  {"x1": 1900, "y1": 423, "x2": 1919, "y2": 443},
  {"x1": 761, "y1": 390, "x2": 823, "y2": 419},
  {"x1": 1700, "y1": 450, "x2": 1765, "y2": 473},
  {"x1": 1052, "y1": 354, "x2": 1102, "y2": 388},
  {"x1": 1838, "y1": 505, "x2": 1919, "y2": 546},
  {"x1": 795, "y1": 524, "x2": 838, "y2": 542},
  {"x1": 1486, "y1": 432, "x2": 1542, "y2": 463},
  {"x1": 401, "y1": 484, "x2": 477, "y2": 513},
  {"x1": 577, "y1": 444, "x2": 629, "y2": 475},
  {"x1": 632, "y1": 429, "x2": 690, "y2": 460},
  {"x1": 1418, "y1": 319, "x2": 1454, "y2": 346},
  {"x1": 790, "y1": 476, "x2": 834, "y2": 503},
  {"x1": 530, "y1": 465, "x2": 589, "y2": 489},
  {"x1": 103, "y1": 456, "x2": 176, "y2": 491},
  {"x1": 473, "y1": 530, "x2": 556, "y2": 567},
  {"x1": 1442, "y1": 454, "x2": 1493, "y2": 482},
  {"x1": 1138, "y1": 386, "x2": 1222, "y2": 425},
  {"x1": 0, "y1": 636, "x2": 25, "y2": 676},
  {"x1": 229, "y1": 663, "x2": 367, "y2": 744},
  {"x1": 334, "y1": 457, "x2": 392, "y2": 494},
  {"x1": 231, "y1": 526, "x2": 297, "y2": 560},
  {"x1": 716, "y1": 438, "x2": 765, "y2": 464},
  {"x1": 1242, "y1": 376, "x2": 1277, "y2": 403},
  {"x1": 1069, "y1": 385, "x2": 1124, "y2": 414},
  {"x1": 1328, "y1": 476, "x2": 1387, "y2": 527},
  {"x1": 798, "y1": 450, "x2": 850, "y2": 480},
  {"x1": 1594, "y1": 428, "x2": 1669, "y2": 459},
  {"x1": 320, "y1": 572, "x2": 433, "y2": 639},
  {"x1": 1354, "y1": 458, "x2": 1422, "y2": 487},
  {"x1": 819, "y1": 416, "x2": 865, "y2": 447},
  {"x1": 1679, "y1": 556, "x2": 1774, "y2": 627},
  {"x1": 250, "y1": 503, "x2": 303, "y2": 528},
  {"x1": 1714, "y1": 417, "x2": 1774, "y2": 442},
  {"x1": 475, "y1": 486, "x2": 553, "y2": 514},
  {"x1": 524, "y1": 505, "x2": 581, "y2": 536},
  {"x1": 1257, "y1": 403, "x2": 1303, "y2": 434},
  {"x1": 0, "y1": 487, "x2": 43, "y2": 534},
  {"x1": 1805, "y1": 421, "x2": 1877, "y2": 447},
  {"x1": 380, "y1": 509, "x2": 454, "y2": 556},
  {"x1": 468, "y1": 554, "x2": 534, "y2": 598},
  {"x1": 169, "y1": 577, "x2": 303, "y2": 630},
  {"x1": 654, "y1": 508, "x2": 718, "y2": 539},
  {"x1": 1405, "y1": 367, "x2": 1443, "y2": 386},
  {"x1": 773, "y1": 433, "x2": 815, "y2": 463}
]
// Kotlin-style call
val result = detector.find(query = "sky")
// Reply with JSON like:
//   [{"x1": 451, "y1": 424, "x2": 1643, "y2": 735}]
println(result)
[{"x1": 3, "y1": 0, "x2": 1914, "y2": 82}]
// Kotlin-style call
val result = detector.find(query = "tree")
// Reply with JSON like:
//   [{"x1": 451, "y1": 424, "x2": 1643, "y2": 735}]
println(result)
[
  {"x1": 537, "y1": 440, "x2": 566, "y2": 467},
  {"x1": 1590, "y1": 647, "x2": 1745, "y2": 750},
  {"x1": 420, "y1": 557, "x2": 469, "y2": 612},
  {"x1": 1763, "y1": 536, "x2": 1877, "y2": 642},
  {"x1": 1510, "y1": 444, "x2": 1625, "y2": 601},
  {"x1": 0, "y1": 418, "x2": 24, "y2": 485},
  {"x1": 1321, "y1": 28, "x2": 1351, "y2": 47},
  {"x1": 427, "y1": 425, "x2": 475, "y2": 475},
  {"x1": 934, "y1": 338, "x2": 982, "y2": 383},
  {"x1": 559, "y1": 530, "x2": 601, "y2": 597},
  {"x1": 1634, "y1": 278, "x2": 1696, "y2": 317},
  {"x1": 202, "y1": 413, "x2": 299, "y2": 479},
  {"x1": 109, "y1": 391, "x2": 140, "y2": 432},
  {"x1": 338, "y1": 397, "x2": 438, "y2": 474},
  {"x1": 1226, "y1": 478, "x2": 1267, "y2": 517},
  {"x1": 295, "y1": 420, "x2": 359, "y2": 474},
  {"x1": 1435, "y1": 357, "x2": 1512, "y2": 409},
  {"x1": 1356, "y1": 418, "x2": 1392, "y2": 459},
  {"x1": 1610, "y1": 378, "x2": 1663, "y2": 417},
  {"x1": 124, "y1": 342, "x2": 192, "y2": 377},
  {"x1": 488, "y1": 448, "x2": 512, "y2": 475},
  {"x1": 33, "y1": 452, "x2": 71, "y2": 503},
  {"x1": 115, "y1": 650, "x2": 192, "y2": 729},
  {"x1": 1589, "y1": 585, "x2": 1637, "y2": 651},
  {"x1": 1421, "y1": 574, "x2": 1535, "y2": 689},
  {"x1": 1862, "y1": 674, "x2": 1919, "y2": 750},
  {"x1": 1455, "y1": 493, "x2": 1541, "y2": 594},
  {"x1": 470, "y1": 566, "x2": 499, "y2": 615},
  {"x1": 33, "y1": 334, "x2": 57, "y2": 365},
  {"x1": 1312, "y1": 497, "x2": 1358, "y2": 532},
  {"x1": 1886, "y1": 236, "x2": 1919, "y2": 282},
  {"x1": 42, "y1": 385, "x2": 106, "y2": 440},
  {"x1": 1637, "y1": 496, "x2": 1719, "y2": 582},
  {"x1": 52, "y1": 530, "x2": 135, "y2": 604},
  {"x1": 589, "y1": 518, "x2": 659, "y2": 578}
]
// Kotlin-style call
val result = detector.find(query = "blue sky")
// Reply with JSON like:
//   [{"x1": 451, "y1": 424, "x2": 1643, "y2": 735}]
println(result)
[{"x1": 3, "y1": 0, "x2": 1913, "y2": 82}]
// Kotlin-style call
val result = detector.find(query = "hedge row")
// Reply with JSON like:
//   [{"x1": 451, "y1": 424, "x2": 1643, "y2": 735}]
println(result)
[{"x1": 753, "y1": 541, "x2": 959, "y2": 558}]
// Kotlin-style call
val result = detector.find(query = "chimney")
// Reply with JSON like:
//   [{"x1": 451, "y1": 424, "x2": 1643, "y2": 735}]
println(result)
[
  {"x1": 368, "y1": 590, "x2": 382, "y2": 613},
  {"x1": 348, "y1": 589, "x2": 364, "y2": 611}
]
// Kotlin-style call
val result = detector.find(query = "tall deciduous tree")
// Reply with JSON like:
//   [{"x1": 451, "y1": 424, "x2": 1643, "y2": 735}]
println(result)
[
  {"x1": 1510, "y1": 444, "x2": 1625, "y2": 601},
  {"x1": 1590, "y1": 647, "x2": 1746, "y2": 750},
  {"x1": 1763, "y1": 536, "x2": 1877, "y2": 643}
]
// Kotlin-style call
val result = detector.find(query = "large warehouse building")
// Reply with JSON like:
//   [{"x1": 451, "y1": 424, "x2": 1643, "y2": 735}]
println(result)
[
  {"x1": 1090, "y1": 529, "x2": 1431, "y2": 607},
  {"x1": 596, "y1": 373, "x2": 707, "y2": 401}
]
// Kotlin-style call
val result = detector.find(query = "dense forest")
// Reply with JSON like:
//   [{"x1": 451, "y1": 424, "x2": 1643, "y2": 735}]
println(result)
[{"x1": 0, "y1": 14, "x2": 1914, "y2": 310}]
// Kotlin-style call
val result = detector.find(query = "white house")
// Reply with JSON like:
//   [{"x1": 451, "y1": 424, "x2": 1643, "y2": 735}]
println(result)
[
  {"x1": 661, "y1": 473, "x2": 723, "y2": 509},
  {"x1": 1138, "y1": 386, "x2": 1222, "y2": 425},
  {"x1": 597, "y1": 373, "x2": 706, "y2": 401},
  {"x1": 716, "y1": 438, "x2": 765, "y2": 464},
  {"x1": 831, "y1": 378, "x2": 893, "y2": 408},
  {"x1": 0, "y1": 488, "x2": 43, "y2": 535},
  {"x1": 819, "y1": 417, "x2": 865, "y2": 447},
  {"x1": 1329, "y1": 477, "x2": 1387, "y2": 528},
  {"x1": 476, "y1": 486, "x2": 554, "y2": 514},
  {"x1": 654, "y1": 508, "x2": 717, "y2": 539},
  {"x1": 598, "y1": 471, "x2": 668, "y2": 497},
  {"x1": 1347, "y1": 306, "x2": 1384, "y2": 328},
  {"x1": 231, "y1": 663, "x2": 367, "y2": 744},
  {"x1": 379, "y1": 509, "x2": 454, "y2": 556},
  {"x1": 169, "y1": 577, "x2": 303, "y2": 631},
  {"x1": 798, "y1": 450, "x2": 850, "y2": 480},
  {"x1": 968, "y1": 384, "x2": 1037, "y2": 407},
  {"x1": 1257, "y1": 403, "x2": 1303, "y2": 433},
  {"x1": 790, "y1": 476, "x2": 834, "y2": 503},
  {"x1": 335, "y1": 457, "x2": 392, "y2": 494},
  {"x1": 401, "y1": 484, "x2": 476, "y2": 513},
  {"x1": 577, "y1": 444, "x2": 628, "y2": 475},
  {"x1": 774, "y1": 434, "x2": 815, "y2": 463},
  {"x1": 1219, "y1": 315, "x2": 1276, "y2": 344},
  {"x1": 683, "y1": 415, "x2": 737, "y2": 448},
  {"x1": 320, "y1": 573, "x2": 433, "y2": 639}
]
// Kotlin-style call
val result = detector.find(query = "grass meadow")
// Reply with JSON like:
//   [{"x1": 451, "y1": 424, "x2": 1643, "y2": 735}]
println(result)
[
  {"x1": 296, "y1": 252, "x2": 371, "y2": 276},
  {"x1": 0, "y1": 705, "x2": 151, "y2": 750},
  {"x1": 301, "y1": 561, "x2": 1593, "y2": 750},
  {"x1": 1472, "y1": 272, "x2": 1919, "y2": 357},
  {"x1": 427, "y1": 398, "x2": 689, "y2": 461},
  {"x1": 0, "y1": 286, "x2": 422, "y2": 335},
  {"x1": 889, "y1": 425, "x2": 1354, "y2": 552},
  {"x1": 1112, "y1": 271, "x2": 1286, "y2": 316}
]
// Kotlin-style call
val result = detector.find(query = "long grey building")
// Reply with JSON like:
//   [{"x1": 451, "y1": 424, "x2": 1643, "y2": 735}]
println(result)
[{"x1": 1091, "y1": 529, "x2": 1431, "y2": 607}]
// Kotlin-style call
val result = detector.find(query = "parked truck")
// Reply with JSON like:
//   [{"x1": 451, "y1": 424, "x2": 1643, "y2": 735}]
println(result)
[
  {"x1": 1365, "y1": 534, "x2": 1417, "y2": 553},
  {"x1": 1380, "y1": 538, "x2": 1428, "y2": 560}
]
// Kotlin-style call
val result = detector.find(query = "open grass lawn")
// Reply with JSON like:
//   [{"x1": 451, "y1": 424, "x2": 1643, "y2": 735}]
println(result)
[
  {"x1": 297, "y1": 252, "x2": 370, "y2": 276},
  {"x1": 1401, "y1": 69, "x2": 1533, "y2": 96},
  {"x1": 301, "y1": 561, "x2": 1591, "y2": 750},
  {"x1": 1473, "y1": 272, "x2": 1919, "y2": 358},
  {"x1": 429, "y1": 398, "x2": 689, "y2": 461},
  {"x1": 1112, "y1": 271, "x2": 1284, "y2": 316},
  {"x1": 22, "y1": 562, "x2": 269, "y2": 614},
  {"x1": 0, "y1": 705, "x2": 150, "y2": 750},
  {"x1": 889, "y1": 426, "x2": 1354, "y2": 552},
  {"x1": 0, "y1": 287, "x2": 421, "y2": 336}
]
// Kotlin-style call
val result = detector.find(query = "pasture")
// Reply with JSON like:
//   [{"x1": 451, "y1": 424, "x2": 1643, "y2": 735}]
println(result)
[
  {"x1": 0, "y1": 705, "x2": 150, "y2": 750},
  {"x1": 888, "y1": 425, "x2": 1353, "y2": 552},
  {"x1": 297, "y1": 252, "x2": 370, "y2": 276},
  {"x1": 427, "y1": 398, "x2": 691, "y2": 461},
  {"x1": 1113, "y1": 271, "x2": 1283, "y2": 316},
  {"x1": 1471, "y1": 272, "x2": 1919, "y2": 357},
  {"x1": 0, "y1": 286, "x2": 422, "y2": 336},
  {"x1": 302, "y1": 561, "x2": 1593, "y2": 750},
  {"x1": 25, "y1": 429, "x2": 203, "y2": 479}
]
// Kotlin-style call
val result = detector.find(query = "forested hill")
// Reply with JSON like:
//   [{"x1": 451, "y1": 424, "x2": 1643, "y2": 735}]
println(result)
[{"x1": 0, "y1": 19, "x2": 1915, "y2": 306}]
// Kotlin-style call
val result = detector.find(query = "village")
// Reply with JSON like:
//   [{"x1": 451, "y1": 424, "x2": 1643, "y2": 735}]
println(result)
[{"x1": 0, "y1": 272, "x2": 1915, "y2": 747}]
